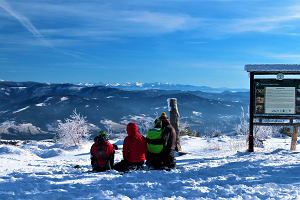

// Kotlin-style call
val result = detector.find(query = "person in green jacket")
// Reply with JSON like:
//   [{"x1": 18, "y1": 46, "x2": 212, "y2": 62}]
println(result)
[{"x1": 146, "y1": 112, "x2": 176, "y2": 169}]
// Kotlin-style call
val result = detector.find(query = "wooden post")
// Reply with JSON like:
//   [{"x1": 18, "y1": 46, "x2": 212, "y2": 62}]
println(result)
[
  {"x1": 248, "y1": 72, "x2": 254, "y2": 152},
  {"x1": 169, "y1": 98, "x2": 181, "y2": 151},
  {"x1": 290, "y1": 125, "x2": 298, "y2": 151}
]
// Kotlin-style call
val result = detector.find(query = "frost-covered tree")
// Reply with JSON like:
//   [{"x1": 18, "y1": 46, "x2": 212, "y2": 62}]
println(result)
[
  {"x1": 235, "y1": 106, "x2": 278, "y2": 148},
  {"x1": 234, "y1": 106, "x2": 249, "y2": 136},
  {"x1": 56, "y1": 109, "x2": 89, "y2": 147}
]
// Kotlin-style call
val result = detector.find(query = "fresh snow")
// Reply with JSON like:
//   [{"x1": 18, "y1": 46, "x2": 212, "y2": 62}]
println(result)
[
  {"x1": 13, "y1": 106, "x2": 30, "y2": 114},
  {"x1": 35, "y1": 103, "x2": 46, "y2": 107},
  {"x1": 245, "y1": 64, "x2": 300, "y2": 72},
  {"x1": 1, "y1": 136, "x2": 300, "y2": 199},
  {"x1": 192, "y1": 111, "x2": 202, "y2": 117},
  {"x1": 10, "y1": 87, "x2": 27, "y2": 90},
  {"x1": 45, "y1": 97, "x2": 53, "y2": 102},
  {"x1": 60, "y1": 97, "x2": 69, "y2": 102},
  {"x1": 135, "y1": 82, "x2": 143, "y2": 87}
]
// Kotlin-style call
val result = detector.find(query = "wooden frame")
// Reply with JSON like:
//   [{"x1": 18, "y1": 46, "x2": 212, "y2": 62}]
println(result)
[{"x1": 245, "y1": 64, "x2": 300, "y2": 152}]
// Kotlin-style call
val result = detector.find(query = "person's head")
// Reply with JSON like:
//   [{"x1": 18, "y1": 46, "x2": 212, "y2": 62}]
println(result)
[
  {"x1": 161, "y1": 118, "x2": 170, "y2": 128},
  {"x1": 126, "y1": 122, "x2": 139, "y2": 136},
  {"x1": 154, "y1": 112, "x2": 167, "y2": 128}
]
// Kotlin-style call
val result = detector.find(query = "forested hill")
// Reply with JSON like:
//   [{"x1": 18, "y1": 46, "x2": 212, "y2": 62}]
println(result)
[{"x1": 0, "y1": 81, "x2": 249, "y2": 140}]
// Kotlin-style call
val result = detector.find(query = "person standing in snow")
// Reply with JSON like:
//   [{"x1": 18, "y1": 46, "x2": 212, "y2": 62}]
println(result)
[
  {"x1": 90, "y1": 131, "x2": 116, "y2": 172},
  {"x1": 113, "y1": 122, "x2": 148, "y2": 172}
]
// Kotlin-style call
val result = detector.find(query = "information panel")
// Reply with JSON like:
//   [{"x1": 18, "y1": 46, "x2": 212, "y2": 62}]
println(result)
[
  {"x1": 255, "y1": 79, "x2": 300, "y2": 115},
  {"x1": 265, "y1": 87, "x2": 295, "y2": 114}
]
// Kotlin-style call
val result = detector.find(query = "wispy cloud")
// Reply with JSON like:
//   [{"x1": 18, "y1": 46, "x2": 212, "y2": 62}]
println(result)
[
  {"x1": 219, "y1": 3, "x2": 300, "y2": 34},
  {"x1": 1, "y1": 1, "x2": 200, "y2": 40},
  {"x1": 0, "y1": 0, "x2": 43, "y2": 38},
  {"x1": 262, "y1": 52, "x2": 300, "y2": 62},
  {"x1": 123, "y1": 11, "x2": 199, "y2": 33},
  {"x1": 2, "y1": 1, "x2": 300, "y2": 43}
]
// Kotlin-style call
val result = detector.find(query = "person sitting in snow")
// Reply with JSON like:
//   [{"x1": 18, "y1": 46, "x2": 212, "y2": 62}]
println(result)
[
  {"x1": 113, "y1": 122, "x2": 148, "y2": 172},
  {"x1": 146, "y1": 112, "x2": 176, "y2": 170},
  {"x1": 90, "y1": 131, "x2": 116, "y2": 172},
  {"x1": 160, "y1": 117, "x2": 177, "y2": 169}
]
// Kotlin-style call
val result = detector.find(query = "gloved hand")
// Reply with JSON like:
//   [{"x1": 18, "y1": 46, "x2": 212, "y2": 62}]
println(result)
[{"x1": 113, "y1": 144, "x2": 118, "y2": 150}]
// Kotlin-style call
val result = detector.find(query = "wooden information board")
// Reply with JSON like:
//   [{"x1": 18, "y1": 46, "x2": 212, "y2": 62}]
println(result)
[{"x1": 254, "y1": 79, "x2": 300, "y2": 115}]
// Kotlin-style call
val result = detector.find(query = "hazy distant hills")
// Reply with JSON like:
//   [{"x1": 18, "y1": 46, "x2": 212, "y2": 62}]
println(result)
[
  {"x1": 104, "y1": 82, "x2": 248, "y2": 93},
  {"x1": 0, "y1": 81, "x2": 249, "y2": 140}
]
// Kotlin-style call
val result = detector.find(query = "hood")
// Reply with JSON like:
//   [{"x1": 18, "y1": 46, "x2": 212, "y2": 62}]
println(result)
[{"x1": 126, "y1": 122, "x2": 139, "y2": 137}]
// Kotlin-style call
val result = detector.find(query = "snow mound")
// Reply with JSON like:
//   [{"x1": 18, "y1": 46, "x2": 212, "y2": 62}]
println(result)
[
  {"x1": 0, "y1": 146, "x2": 23, "y2": 155},
  {"x1": 0, "y1": 145, "x2": 38, "y2": 159},
  {"x1": 36, "y1": 148, "x2": 63, "y2": 158},
  {"x1": 23, "y1": 142, "x2": 64, "y2": 158}
]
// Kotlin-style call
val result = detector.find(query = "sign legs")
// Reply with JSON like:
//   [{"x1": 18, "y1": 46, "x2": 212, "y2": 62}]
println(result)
[
  {"x1": 290, "y1": 125, "x2": 298, "y2": 151},
  {"x1": 248, "y1": 72, "x2": 254, "y2": 152}
]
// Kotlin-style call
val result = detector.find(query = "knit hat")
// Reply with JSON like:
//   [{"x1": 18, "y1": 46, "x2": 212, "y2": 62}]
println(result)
[
  {"x1": 98, "y1": 130, "x2": 108, "y2": 140},
  {"x1": 160, "y1": 112, "x2": 167, "y2": 119}
]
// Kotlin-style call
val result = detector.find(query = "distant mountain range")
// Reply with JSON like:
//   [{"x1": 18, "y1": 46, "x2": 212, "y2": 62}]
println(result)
[
  {"x1": 98, "y1": 82, "x2": 248, "y2": 93},
  {"x1": 0, "y1": 81, "x2": 249, "y2": 140}
]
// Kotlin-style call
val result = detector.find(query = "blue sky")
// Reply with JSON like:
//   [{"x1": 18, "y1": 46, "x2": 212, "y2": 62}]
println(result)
[{"x1": 1, "y1": 0, "x2": 300, "y2": 88}]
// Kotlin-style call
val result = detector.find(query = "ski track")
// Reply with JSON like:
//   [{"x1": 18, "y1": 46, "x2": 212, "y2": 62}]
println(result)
[{"x1": 0, "y1": 136, "x2": 300, "y2": 199}]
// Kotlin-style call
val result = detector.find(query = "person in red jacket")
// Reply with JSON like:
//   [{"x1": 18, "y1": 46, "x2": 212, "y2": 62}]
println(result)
[
  {"x1": 90, "y1": 131, "x2": 115, "y2": 172},
  {"x1": 114, "y1": 122, "x2": 148, "y2": 172}
]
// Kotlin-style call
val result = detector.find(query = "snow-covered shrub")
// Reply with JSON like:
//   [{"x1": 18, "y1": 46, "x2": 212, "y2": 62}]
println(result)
[
  {"x1": 279, "y1": 127, "x2": 292, "y2": 137},
  {"x1": 234, "y1": 106, "x2": 249, "y2": 136},
  {"x1": 179, "y1": 121, "x2": 199, "y2": 137},
  {"x1": 56, "y1": 109, "x2": 89, "y2": 147},
  {"x1": 135, "y1": 116, "x2": 154, "y2": 135},
  {"x1": 253, "y1": 125, "x2": 278, "y2": 148},
  {"x1": 207, "y1": 128, "x2": 223, "y2": 138},
  {"x1": 254, "y1": 126, "x2": 275, "y2": 140},
  {"x1": 234, "y1": 107, "x2": 279, "y2": 148}
]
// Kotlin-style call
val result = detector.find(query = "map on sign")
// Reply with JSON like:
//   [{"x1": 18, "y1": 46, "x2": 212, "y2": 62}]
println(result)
[{"x1": 254, "y1": 79, "x2": 300, "y2": 115}]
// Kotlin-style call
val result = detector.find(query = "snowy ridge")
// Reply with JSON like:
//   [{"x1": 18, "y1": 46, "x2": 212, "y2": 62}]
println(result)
[{"x1": 0, "y1": 136, "x2": 300, "y2": 199}]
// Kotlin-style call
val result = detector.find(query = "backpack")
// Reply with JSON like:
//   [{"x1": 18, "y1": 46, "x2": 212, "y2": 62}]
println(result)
[
  {"x1": 146, "y1": 128, "x2": 164, "y2": 153},
  {"x1": 92, "y1": 140, "x2": 111, "y2": 169}
]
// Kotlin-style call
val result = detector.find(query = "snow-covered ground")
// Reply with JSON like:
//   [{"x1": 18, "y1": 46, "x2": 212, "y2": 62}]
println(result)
[{"x1": 1, "y1": 136, "x2": 300, "y2": 199}]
